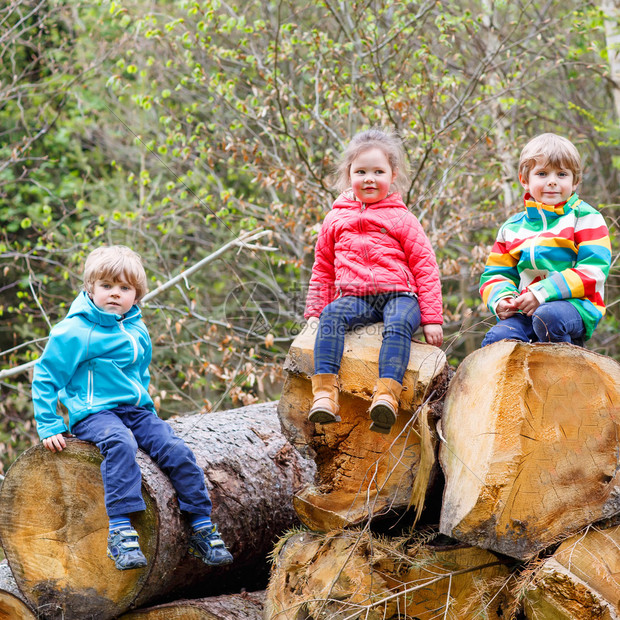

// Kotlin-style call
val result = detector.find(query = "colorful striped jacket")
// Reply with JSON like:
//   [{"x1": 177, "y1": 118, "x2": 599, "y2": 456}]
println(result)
[{"x1": 479, "y1": 193, "x2": 611, "y2": 339}]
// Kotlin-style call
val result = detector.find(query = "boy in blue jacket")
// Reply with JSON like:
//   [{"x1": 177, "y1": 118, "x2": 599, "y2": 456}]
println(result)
[{"x1": 32, "y1": 245, "x2": 233, "y2": 570}]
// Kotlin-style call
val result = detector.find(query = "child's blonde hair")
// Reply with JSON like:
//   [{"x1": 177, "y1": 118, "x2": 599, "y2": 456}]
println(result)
[
  {"x1": 519, "y1": 133, "x2": 582, "y2": 186},
  {"x1": 334, "y1": 128, "x2": 410, "y2": 196},
  {"x1": 83, "y1": 245, "x2": 148, "y2": 302}
]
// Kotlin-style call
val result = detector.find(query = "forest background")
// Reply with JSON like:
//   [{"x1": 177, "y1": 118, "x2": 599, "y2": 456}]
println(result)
[{"x1": 0, "y1": 0, "x2": 618, "y2": 474}]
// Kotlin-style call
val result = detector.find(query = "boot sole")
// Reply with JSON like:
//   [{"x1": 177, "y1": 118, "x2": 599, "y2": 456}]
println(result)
[
  {"x1": 369, "y1": 402, "x2": 396, "y2": 434},
  {"x1": 308, "y1": 408, "x2": 340, "y2": 424}
]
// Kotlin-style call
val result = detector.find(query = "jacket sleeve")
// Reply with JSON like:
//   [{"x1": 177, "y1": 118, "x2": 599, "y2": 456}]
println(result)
[
  {"x1": 31, "y1": 321, "x2": 85, "y2": 439},
  {"x1": 304, "y1": 213, "x2": 337, "y2": 319},
  {"x1": 139, "y1": 325, "x2": 157, "y2": 414},
  {"x1": 401, "y1": 213, "x2": 443, "y2": 325},
  {"x1": 479, "y1": 223, "x2": 521, "y2": 316},
  {"x1": 528, "y1": 209, "x2": 611, "y2": 308}
]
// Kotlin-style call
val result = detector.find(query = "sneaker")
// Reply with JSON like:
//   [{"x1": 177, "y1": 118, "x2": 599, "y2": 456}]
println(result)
[
  {"x1": 188, "y1": 525, "x2": 233, "y2": 566},
  {"x1": 107, "y1": 528, "x2": 148, "y2": 571}
]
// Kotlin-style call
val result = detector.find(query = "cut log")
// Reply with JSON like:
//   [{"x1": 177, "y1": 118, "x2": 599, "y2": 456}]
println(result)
[
  {"x1": 522, "y1": 524, "x2": 620, "y2": 619},
  {"x1": 278, "y1": 323, "x2": 448, "y2": 531},
  {"x1": 439, "y1": 341, "x2": 620, "y2": 560},
  {"x1": 119, "y1": 590, "x2": 265, "y2": 619},
  {"x1": 0, "y1": 561, "x2": 36, "y2": 620},
  {"x1": 0, "y1": 403, "x2": 314, "y2": 620},
  {"x1": 265, "y1": 529, "x2": 513, "y2": 619}
]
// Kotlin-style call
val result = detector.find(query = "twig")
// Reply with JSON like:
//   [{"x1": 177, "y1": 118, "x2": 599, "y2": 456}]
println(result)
[{"x1": 0, "y1": 230, "x2": 273, "y2": 381}]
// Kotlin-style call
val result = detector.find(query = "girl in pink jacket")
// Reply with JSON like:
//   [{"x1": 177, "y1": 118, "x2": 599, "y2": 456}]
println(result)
[{"x1": 304, "y1": 129, "x2": 443, "y2": 434}]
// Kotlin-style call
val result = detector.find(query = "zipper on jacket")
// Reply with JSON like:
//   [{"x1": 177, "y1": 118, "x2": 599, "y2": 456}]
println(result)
[
  {"x1": 119, "y1": 320, "x2": 139, "y2": 363},
  {"x1": 118, "y1": 320, "x2": 142, "y2": 404},
  {"x1": 529, "y1": 206, "x2": 548, "y2": 272},
  {"x1": 87, "y1": 367, "x2": 94, "y2": 409},
  {"x1": 358, "y1": 202, "x2": 377, "y2": 292}
]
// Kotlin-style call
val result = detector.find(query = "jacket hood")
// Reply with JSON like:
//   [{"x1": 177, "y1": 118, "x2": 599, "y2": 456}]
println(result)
[
  {"x1": 332, "y1": 191, "x2": 407, "y2": 210},
  {"x1": 67, "y1": 291, "x2": 142, "y2": 326},
  {"x1": 523, "y1": 192, "x2": 580, "y2": 220}
]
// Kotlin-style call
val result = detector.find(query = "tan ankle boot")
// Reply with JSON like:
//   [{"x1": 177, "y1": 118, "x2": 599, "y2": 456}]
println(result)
[
  {"x1": 369, "y1": 378, "x2": 403, "y2": 434},
  {"x1": 309, "y1": 373, "x2": 340, "y2": 424}
]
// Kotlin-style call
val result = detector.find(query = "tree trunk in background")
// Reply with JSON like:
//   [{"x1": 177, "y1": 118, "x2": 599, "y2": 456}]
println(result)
[
  {"x1": 265, "y1": 530, "x2": 513, "y2": 619},
  {"x1": 119, "y1": 591, "x2": 265, "y2": 620},
  {"x1": 0, "y1": 561, "x2": 36, "y2": 620},
  {"x1": 0, "y1": 403, "x2": 314, "y2": 620},
  {"x1": 439, "y1": 341, "x2": 620, "y2": 560},
  {"x1": 480, "y1": 0, "x2": 516, "y2": 216},
  {"x1": 522, "y1": 522, "x2": 620, "y2": 619},
  {"x1": 603, "y1": 0, "x2": 620, "y2": 121},
  {"x1": 277, "y1": 324, "x2": 449, "y2": 532}
]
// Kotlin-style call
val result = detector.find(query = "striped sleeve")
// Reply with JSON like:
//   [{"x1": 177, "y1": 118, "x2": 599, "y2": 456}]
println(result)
[
  {"x1": 479, "y1": 228, "x2": 520, "y2": 315},
  {"x1": 529, "y1": 210, "x2": 611, "y2": 313}
]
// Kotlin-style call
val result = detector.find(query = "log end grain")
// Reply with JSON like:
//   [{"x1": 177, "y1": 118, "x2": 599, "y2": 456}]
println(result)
[
  {"x1": 439, "y1": 341, "x2": 620, "y2": 561},
  {"x1": 279, "y1": 324, "x2": 447, "y2": 531},
  {"x1": 0, "y1": 441, "x2": 157, "y2": 619}
]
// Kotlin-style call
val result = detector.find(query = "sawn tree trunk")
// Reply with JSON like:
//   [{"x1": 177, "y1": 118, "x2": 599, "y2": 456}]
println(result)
[
  {"x1": 277, "y1": 323, "x2": 448, "y2": 531},
  {"x1": 0, "y1": 402, "x2": 314, "y2": 620}
]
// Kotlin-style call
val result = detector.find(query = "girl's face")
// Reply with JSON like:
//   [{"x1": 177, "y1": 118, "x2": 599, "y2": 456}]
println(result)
[
  {"x1": 349, "y1": 147, "x2": 396, "y2": 204},
  {"x1": 91, "y1": 279, "x2": 137, "y2": 315}
]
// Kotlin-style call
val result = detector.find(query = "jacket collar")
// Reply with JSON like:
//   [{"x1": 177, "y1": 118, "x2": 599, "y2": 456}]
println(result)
[
  {"x1": 523, "y1": 192, "x2": 580, "y2": 220},
  {"x1": 66, "y1": 291, "x2": 142, "y2": 326},
  {"x1": 332, "y1": 191, "x2": 407, "y2": 210}
]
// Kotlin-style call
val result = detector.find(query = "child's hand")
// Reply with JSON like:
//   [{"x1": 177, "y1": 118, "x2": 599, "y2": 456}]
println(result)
[
  {"x1": 514, "y1": 291, "x2": 540, "y2": 316},
  {"x1": 42, "y1": 433, "x2": 67, "y2": 453},
  {"x1": 306, "y1": 316, "x2": 320, "y2": 333},
  {"x1": 422, "y1": 324, "x2": 443, "y2": 347},
  {"x1": 496, "y1": 297, "x2": 519, "y2": 320}
]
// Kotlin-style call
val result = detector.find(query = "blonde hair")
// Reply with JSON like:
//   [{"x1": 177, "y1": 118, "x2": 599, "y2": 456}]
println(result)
[
  {"x1": 334, "y1": 128, "x2": 410, "y2": 196},
  {"x1": 83, "y1": 245, "x2": 148, "y2": 302},
  {"x1": 519, "y1": 133, "x2": 582, "y2": 186}
]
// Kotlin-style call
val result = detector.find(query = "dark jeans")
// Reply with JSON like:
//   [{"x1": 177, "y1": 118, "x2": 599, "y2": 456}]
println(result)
[
  {"x1": 72, "y1": 405, "x2": 212, "y2": 518},
  {"x1": 314, "y1": 293, "x2": 421, "y2": 383},
  {"x1": 481, "y1": 300, "x2": 585, "y2": 347}
]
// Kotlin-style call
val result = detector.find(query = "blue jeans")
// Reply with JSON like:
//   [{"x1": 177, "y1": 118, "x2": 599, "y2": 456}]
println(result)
[
  {"x1": 481, "y1": 300, "x2": 585, "y2": 347},
  {"x1": 314, "y1": 293, "x2": 421, "y2": 383},
  {"x1": 72, "y1": 405, "x2": 212, "y2": 518}
]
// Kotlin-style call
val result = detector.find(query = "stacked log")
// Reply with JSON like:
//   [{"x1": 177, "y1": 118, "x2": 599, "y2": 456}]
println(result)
[
  {"x1": 521, "y1": 523, "x2": 620, "y2": 619},
  {"x1": 0, "y1": 561, "x2": 36, "y2": 619},
  {"x1": 277, "y1": 323, "x2": 449, "y2": 531},
  {"x1": 268, "y1": 331, "x2": 620, "y2": 619},
  {"x1": 0, "y1": 403, "x2": 314, "y2": 620},
  {"x1": 439, "y1": 340, "x2": 620, "y2": 560},
  {"x1": 265, "y1": 530, "x2": 514, "y2": 619},
  {"x1": 119, "y1": 590, "x2": 265, "y2": 619}
]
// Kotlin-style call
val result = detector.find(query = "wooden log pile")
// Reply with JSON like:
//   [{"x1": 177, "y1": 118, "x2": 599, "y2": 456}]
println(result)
[
  {"x1": 0, "y1": 402, "x2": 314, "y2": 619},
  {"x1": 0, "y1": 560, "x2": 36, "y2": 619},
  {"x1": 267, "y1": 327, "x2": 620, "y2": 619}
]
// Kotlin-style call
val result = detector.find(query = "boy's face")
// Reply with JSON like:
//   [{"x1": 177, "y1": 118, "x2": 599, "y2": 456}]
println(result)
[
  {"x1": 91, "y1": 279, "x2": 137, "y2": 315},
  {"x1": 349, "y1": 147, "x2": 396, "y2": 204},
  {"x1": 520, "y1": 160, "x2": 578, "y2": 206}
]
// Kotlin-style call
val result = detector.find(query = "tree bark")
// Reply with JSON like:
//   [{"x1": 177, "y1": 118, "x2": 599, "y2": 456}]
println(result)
[
  {"x1": 0, "y1": 403, "x2": 314, "y2": 620},
  {"x1": 603, "y1": 0, "x2": 620, "y2": 122},
  {"x1": 0, "y1": 561, "x2": 36, "y2": 620},
  {"x1": 439, "y1": 341, "x2": 620, "y2": 560},
  {"x1": 277, "y1": 324, "x2": 449, "y2": 532},
  {"x1": 522, "y1": 522, "x2": 620, "y2": 619},
  {"x1": 119, "y1": 590, "x2": 265, "y2": 619},
  {"x1": 265, "y1": 529, "x2": 513, "y2": 620}
]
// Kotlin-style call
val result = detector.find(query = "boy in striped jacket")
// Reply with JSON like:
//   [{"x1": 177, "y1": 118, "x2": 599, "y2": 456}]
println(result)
[{"x1": 479, "y1": 133, "x2": 611, "y2": 347}]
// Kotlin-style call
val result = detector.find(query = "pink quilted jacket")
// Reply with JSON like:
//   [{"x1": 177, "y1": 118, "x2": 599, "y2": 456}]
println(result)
[{"x1": 304, "y1": 191, "x2": 443, "y2": 324}]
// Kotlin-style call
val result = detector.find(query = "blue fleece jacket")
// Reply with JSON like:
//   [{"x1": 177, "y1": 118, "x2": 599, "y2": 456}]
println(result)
[{"x1": 32, "y1": 291, "x2": 156, "y2": 440}]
